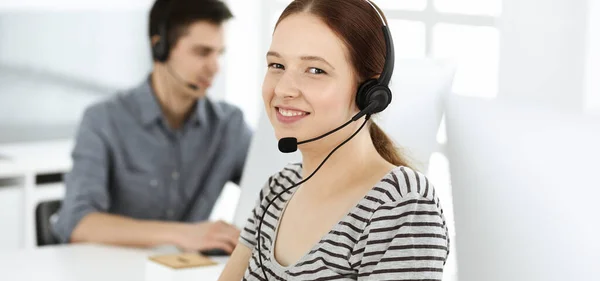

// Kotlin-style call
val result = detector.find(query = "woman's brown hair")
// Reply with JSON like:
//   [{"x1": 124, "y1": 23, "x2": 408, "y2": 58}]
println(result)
[{"x1": 275, "y1": 0, "x2": 413, "y2": 168}]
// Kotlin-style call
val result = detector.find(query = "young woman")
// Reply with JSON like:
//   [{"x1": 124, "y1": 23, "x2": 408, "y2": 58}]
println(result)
[{"x1": 219, "y1": 0, "x2": 449, "y2": 280}]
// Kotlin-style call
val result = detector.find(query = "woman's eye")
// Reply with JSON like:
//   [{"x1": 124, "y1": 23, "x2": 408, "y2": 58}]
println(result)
[
  {"x1": 308, "y1": 67, "x2": 326, "y2": 75},
  {"x1": 268, "y1": 63, "x2": 284, "y2": 70}
]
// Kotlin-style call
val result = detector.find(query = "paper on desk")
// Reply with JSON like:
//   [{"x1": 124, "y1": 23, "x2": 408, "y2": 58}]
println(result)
[
  {"x1": 149, "y1": 253, "x2": 217, "y2": 269},
  {"x1": 145, "y1": 253, "x2": 226, "y2": 281}
]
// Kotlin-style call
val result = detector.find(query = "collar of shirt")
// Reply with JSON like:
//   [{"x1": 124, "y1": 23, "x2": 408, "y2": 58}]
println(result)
[{"x1": 133, "y1": 75, "x2": 208, "y2": 128}]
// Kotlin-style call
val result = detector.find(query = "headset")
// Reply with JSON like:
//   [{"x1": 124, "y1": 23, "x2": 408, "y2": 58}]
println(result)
[
  {"x1": 354, "y1": 0, "x2": 394, "y2": 119},
  {"x1": 278, "y1": 0, "x2": 395, "y2": 153},
  {"x1": 150, "y1": 0, "x2": 201, "y2": 91},
  {"x1": 151, "y1": 0, "x2": 172, "y2": 63}
]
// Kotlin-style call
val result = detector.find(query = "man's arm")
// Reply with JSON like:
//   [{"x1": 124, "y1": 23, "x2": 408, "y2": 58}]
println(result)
[
  {"x1": 61, "y1": 105, "x2": 178, "y2": 247},
  {"x1": 71, "y1": 213, "x2": 176, "y2": 246},
  {"x1": 54, "y1": 105, "x2": 239, "y2": 251},
  {"x1": 53, "y1": 104, "x2": 113, "y2": 244},
  {"x1": 72, "y1": 213, "x2": 239, "y2": 252}
]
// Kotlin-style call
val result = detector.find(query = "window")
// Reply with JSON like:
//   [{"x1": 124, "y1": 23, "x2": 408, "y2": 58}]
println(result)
[
  {"x1": 371, "y1": 0, "x2": 427, "y2": 11},
  {"x1": 435, "y1": 0, "x2": 502, "y2": 16},
  {"x1": 389, "y1": 20, "x2": 427, "y2": 58},
  {"x1": 433, "y1": 23, "x2": 499, "y2": 97}
]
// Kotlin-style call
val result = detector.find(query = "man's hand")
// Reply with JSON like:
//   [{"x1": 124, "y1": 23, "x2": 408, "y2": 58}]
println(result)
[{"x1": 176, "y1": 220, "x2": 241, "y2": 253}]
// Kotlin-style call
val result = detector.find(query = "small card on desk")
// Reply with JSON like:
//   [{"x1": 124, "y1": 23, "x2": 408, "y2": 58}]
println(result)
[
  {"x1": 145, "y1": 253, "x2": 225, "y2": 281},
  {"x1": 149, "y1": 253, "x2": 217, "y2": 269}
]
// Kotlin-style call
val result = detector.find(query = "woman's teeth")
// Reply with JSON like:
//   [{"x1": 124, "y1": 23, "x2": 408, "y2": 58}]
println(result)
[{"x1": 278, "y1": 108, "x2": 307, "y2": 117}]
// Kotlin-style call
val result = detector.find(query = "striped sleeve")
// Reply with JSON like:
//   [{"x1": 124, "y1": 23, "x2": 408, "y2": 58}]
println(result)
[
  {"x1": 238, "y1": 176, "x2": 273, "y2": 249},
  {"x1": 354, "y1": 192, "x2": 449, "y2": 281}
]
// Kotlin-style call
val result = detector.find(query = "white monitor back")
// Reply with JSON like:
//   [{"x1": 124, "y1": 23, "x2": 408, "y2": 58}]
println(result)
[
  {"x1": 233, "y1": 59, "x2": 456, "y2": 228},
  {"x1": 232, "y1": 109, "x2": 301, "y2": 228},
  {"x1": 375, "y1": 59, "x2": 455, "y2": 172},
  {"x1": 446, "y1": 96, "x2": 600, "y2": 281}
]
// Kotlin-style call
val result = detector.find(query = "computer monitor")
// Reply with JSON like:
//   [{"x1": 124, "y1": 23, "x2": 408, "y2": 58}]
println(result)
[{"x1": 446, "y1": 95, "x2": 600, "y2": 281}]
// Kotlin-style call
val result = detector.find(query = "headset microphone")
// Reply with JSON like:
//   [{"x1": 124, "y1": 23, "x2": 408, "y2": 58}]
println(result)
[
  {"x1": 152, "y1": 1, "x2": 199, "y2": 92},
  {"x1": 277, "y1": 100, "x2": 382, "y2": 153},
  {"x1": 165, "y1": 63, "x2": 200, "y2": 91}
]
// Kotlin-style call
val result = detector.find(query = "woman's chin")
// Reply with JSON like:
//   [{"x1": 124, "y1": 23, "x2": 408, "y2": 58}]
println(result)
[{"x1": 274, "y1": 130, "x2": 297, "y2": 141}]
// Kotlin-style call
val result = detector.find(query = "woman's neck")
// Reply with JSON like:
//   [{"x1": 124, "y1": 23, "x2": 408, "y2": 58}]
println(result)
[{"x1": 299, "y1": 122, "x2": 391, "y2": 193}]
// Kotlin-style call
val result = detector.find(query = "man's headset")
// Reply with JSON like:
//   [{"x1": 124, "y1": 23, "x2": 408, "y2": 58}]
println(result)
[
  {"x1": 151, "y1": 0, "x2": 172, "y2": 63},
  {"x1": 151, "y1": 0, "x2": 200, "y2": 91},
  {"x1": 259, "y1": 1, "x2": 396, "y2": 280}
]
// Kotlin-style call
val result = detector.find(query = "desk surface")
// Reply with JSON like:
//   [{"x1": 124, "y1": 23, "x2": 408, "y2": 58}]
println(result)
[{"x1": 0, "y1": 244, "x2": 228, "y2": 281}]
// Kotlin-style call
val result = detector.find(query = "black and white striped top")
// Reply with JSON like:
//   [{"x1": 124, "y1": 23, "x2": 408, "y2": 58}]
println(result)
[{"x1": 239, "y1": 163, "x2": 450, "y2": 281}]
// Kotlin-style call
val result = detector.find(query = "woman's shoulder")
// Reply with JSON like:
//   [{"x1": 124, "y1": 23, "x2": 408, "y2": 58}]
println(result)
[
  {"x1": 269, "y1": 162, "x2": 303, "y2": 188},
  {"x1": 256, "y1": 162, "x2": 303, "y2": 201},
  {"x1": 373, "y1": 165, "x2": 439, "y2": 205}
]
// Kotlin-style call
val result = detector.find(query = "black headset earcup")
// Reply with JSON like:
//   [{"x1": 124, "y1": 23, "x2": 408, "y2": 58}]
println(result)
[
  {"x1": 356, "y1": 79, "x2": 392, "y2": 114},
  {"x1": 152, "y1": 41, "x2": 163, "y2": 62},
  {"x1": 365, "y1": 85, "x2": 392, "y2": 114},
  {"x1": 154, "y1": 43, "x2": 168, "y2": 62},
  {"x1": 356, "y1": 79, "x2": 379, "y2": 111},
  {"x1": 152, "y1": 23, "x2": 169, "y2": 62}
]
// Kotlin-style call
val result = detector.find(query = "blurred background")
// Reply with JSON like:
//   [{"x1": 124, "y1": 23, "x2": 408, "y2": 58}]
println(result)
[
  {"x1": 1, "y1": 0, "x2": 597, "y2": 143},
  {"x1": 0, "y1": 0, "x2": 598, "y2": 280}
]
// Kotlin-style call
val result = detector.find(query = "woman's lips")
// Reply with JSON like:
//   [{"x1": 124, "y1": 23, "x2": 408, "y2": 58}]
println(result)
[{"x1": 275, "y1": 107, "x2": 310, "y2": 124}]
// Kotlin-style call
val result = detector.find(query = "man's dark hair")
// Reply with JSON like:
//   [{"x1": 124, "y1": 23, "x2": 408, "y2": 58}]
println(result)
[{"x1": 149, "y1": 0, "x2": 233, "y2": 53}]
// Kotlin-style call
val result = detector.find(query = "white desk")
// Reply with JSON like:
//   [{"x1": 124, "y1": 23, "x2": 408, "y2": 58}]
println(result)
[{"x1": 0, "y1": 244, "x2": 228, "y2": 281}]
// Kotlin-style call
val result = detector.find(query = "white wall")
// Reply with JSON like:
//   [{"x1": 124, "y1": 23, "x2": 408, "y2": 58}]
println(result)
[
  {"x1": 0, "y1": 10, "x2": 153, "y2": 143},
  {"x1": 585, "y1": 0, "x2": 600, "y2": 113},
  {"x1": 0, "y1": 11, "x2": 152, "y2": 90},
  {"x1": 0, "y1": 0, "x2": 230, "y2": 100},
  {"x1": 498, "y1": 0, "x2": 589, "y2": 111},
  {"x1": 0, "y1": 0, "x2": 154, "y2": 10},
  {"x1": 0, "y1": 4, "x2": 229, "y2": 143}
]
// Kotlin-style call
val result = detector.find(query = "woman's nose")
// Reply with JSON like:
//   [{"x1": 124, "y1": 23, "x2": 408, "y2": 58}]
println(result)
[{"x1": 274, "y1": 71, "x2": 301, "y2": 99}]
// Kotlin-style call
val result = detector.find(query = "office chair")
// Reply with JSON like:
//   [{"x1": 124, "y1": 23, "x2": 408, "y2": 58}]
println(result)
[{"x1": 35, "y1": 200, "x2": 62, "y2": 246}]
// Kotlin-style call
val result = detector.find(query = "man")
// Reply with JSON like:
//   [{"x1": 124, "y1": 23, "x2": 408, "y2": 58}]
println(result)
[{"x1": 52, "y1": 0, "x2": 252, "y2": 254}]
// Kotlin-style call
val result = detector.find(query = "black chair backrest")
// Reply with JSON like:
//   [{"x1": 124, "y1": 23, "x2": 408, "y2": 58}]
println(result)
[{"x1": 35, "y1": 200, "x2": 62, "y2": 246}]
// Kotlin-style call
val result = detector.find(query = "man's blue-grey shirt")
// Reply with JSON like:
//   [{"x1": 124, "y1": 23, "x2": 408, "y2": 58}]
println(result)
[{"x1": 52, "y1": 77, "x2": 252, "y2": 243}]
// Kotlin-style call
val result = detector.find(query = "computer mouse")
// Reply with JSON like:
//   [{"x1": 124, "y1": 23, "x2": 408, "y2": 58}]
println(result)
[{"x1": 199, "y1": 248, "x2": 230, "y2": 256}]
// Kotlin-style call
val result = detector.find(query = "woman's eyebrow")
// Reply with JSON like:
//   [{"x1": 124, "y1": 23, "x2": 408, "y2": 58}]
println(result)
[
  {"x1": 300, "y1": 55, "x2": 335, "y2": 70},
  {"x1": 266, "y1": 51, "x2": 281, "y2": 58},
  {"x1": 266, "y1": 51, "x2": 335, "y2": 70}
]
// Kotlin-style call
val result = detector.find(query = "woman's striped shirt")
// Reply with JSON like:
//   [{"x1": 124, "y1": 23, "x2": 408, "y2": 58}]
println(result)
[{"x1": 239, "y1": 163, "x2": 450, "y2": 281}]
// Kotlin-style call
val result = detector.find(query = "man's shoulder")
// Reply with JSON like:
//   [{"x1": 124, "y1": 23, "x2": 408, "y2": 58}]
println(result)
[{"x1": 80, "y1": 89, "x2": 135, "y2": 126}]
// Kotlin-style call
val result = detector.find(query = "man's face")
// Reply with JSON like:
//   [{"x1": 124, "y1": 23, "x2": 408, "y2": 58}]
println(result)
[{"x1": 167, "y1": 20, "x2": 225, "y2": 98}]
